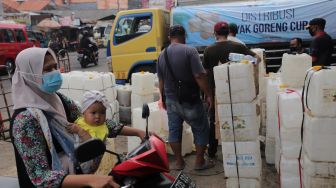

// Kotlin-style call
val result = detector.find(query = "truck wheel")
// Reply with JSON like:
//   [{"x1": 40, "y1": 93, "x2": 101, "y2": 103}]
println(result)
[
  {"x1": 5, "y1": 60, "x2": 15, "y2": 74},
  {"x1": 133, "y1": 64, "x2": 156, "y2": 74}
]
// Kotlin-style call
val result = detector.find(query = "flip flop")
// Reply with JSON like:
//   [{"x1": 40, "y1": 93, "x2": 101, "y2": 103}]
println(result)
[{"x1": 194, "y1": 159, "x2": 215, "y2": 171}]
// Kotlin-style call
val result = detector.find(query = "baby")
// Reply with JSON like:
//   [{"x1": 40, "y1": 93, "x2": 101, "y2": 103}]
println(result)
[
  {"x1": 68, "y1": 90, "x2": 109, "y2": 142},
  {"x1": 67, "y1": 90, "x2": 110, "y2": 173},
  {"x1": 67, "y1": 90, "x2": 151, "y2": 173}
]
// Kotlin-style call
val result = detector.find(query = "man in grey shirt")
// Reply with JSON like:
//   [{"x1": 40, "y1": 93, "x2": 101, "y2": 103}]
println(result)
[{"x1": 157, "y1": 25, "x2": 214, "y2": 170}]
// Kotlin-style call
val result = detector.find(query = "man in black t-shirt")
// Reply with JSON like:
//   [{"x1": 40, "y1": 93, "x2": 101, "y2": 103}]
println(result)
[
  {"x1": 306, "y1": 18, "x2": 333, "y2": 66},
  {"x1": 203, "y1": 21, "x2": 260, "y2": 158}
]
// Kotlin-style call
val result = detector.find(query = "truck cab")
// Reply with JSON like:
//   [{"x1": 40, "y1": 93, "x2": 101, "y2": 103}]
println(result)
[{"x1": 110, "y1": 8, "x2": 170, "y2": 84}]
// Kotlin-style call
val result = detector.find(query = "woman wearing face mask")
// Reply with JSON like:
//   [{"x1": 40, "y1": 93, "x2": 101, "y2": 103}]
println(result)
[{"x1": 10, "y1": 48, "x2": 146, "y2": 188}]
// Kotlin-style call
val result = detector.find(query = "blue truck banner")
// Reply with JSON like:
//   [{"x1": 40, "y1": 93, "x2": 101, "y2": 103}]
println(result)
[{"x1": 172, "y1": 0, "x2": 336, "y2": 45}]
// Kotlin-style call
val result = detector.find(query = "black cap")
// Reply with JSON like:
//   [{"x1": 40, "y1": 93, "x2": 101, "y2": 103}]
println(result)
[
  {"x1": 306, "y1": 18, "x2": 326, "y2": 29},
  {"x1": 228, "y1": 23, "x2": 238, "y2": 34},
  {"x1": 169, "y1": 25, "x2": 186, "y2": 37}
]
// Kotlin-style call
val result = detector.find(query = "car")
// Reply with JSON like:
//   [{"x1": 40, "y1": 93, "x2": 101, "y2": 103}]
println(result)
[{"x1": 0, "y1": 23, "x2": 37, "y2": 73}]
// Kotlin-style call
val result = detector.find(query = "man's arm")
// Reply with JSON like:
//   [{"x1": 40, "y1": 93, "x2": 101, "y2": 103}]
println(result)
[
  {"x1": 158, "y1": 79, "x2": 166, "y2": 109},
  {"x1": 249, "y1": 50, "x2": 261, "y2": 64},
  {"x1": 243, "y1": 45, "x2": 261, "y2": 64},
  {"x1": 189, "y1": 47, "x2": 213, "y2": 109},
  {"x1": 310, "y1": 39, "x2": 318, "y2": 64},
  {"x1": 157, "y1": 54, "x2": 166, "y2": 109},
  {"x1": 202, "y1": 48, "x2": 212, "y2": 86},
  {"x1": 254, "y1": 54, "x2": 261, "y2": 64},
  {"x1": 158, "y1": 79, "x2": 164, "y2": 98}
]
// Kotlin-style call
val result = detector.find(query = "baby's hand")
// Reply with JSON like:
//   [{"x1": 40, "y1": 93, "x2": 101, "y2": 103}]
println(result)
[{"x1": 66, "y1": 123, "x2": 81, "y2": 134}]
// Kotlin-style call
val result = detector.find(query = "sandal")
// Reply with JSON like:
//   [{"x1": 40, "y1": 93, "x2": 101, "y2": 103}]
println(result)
[{"x1": 194, "y1": 159, "x2": 215, "y2": 171}]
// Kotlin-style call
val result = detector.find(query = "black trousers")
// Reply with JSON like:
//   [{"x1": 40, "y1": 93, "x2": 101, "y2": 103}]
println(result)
[{"x1": 208, "y1": 97, "x2": 218, "y2": 158}]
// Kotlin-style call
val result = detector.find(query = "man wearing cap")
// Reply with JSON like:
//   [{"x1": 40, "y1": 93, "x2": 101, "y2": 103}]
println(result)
[
  {"x1": 306, "y1": 18, "x2": 333, "y2": 66},
  {"x1": 203, "y1": 21, "x2": 260, "y2": 159},
  {"x1": 157, "y1": 25, "x2": 215, "y2": 170}
]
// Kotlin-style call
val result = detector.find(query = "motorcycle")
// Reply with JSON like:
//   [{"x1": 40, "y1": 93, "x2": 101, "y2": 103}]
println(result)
[
  {"x1": 77, "y1": 44, "x2": 99, "y2": 68},
  {"x1": 0, "y1": 104, "x2": 196, "y2": 188},
  {"x1": 75, "y1": 104, "x2": 197, "y2": 188}
]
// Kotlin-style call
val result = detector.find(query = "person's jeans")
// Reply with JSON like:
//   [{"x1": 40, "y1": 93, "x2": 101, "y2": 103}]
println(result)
[{"x1": 166, "y1": 98, "x2": 209, "y2": 146}]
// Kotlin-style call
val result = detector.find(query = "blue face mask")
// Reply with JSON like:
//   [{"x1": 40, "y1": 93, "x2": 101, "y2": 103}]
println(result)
[{"x1": 39, "y1": 70, "x2": 63, "y2": 93}]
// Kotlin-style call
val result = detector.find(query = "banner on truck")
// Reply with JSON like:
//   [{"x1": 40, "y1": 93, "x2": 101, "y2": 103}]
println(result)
[
  {"x1": 97, "y1": 0, "x2": 128, "y2": 10},
  {"x1": 172, "y1": 0, "x2": 336, "y2": 45},
  {"x1": 141, "y1": 0, "x2": 174, "y2": 10}
]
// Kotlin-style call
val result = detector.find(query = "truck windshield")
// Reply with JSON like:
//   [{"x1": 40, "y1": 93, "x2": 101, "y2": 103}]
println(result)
[
  {"x1": 105, "y1": 25, "x2": 112, "y2": 38},
  {"x1": 114, "y1": 13, "x2": 152, "y2": 45}
]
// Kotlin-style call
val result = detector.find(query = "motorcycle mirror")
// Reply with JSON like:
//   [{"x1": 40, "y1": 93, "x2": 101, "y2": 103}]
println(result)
[
  {"x1": 142, "y1": 103, "x2": 150, "y2": 119},
  {"x1": 142, "y1": 103, "x2": 150, "y2": 140},
  {"x1": 75, "y1": 138, "x2": 106, "y2": 163}
]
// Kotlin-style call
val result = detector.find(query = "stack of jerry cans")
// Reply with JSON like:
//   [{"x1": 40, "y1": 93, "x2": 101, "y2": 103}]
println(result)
[
  {"x1": 131, "y1": 72, "x2": 155, "y2": 110},
  {"x1": 251, "y1": 48, "x2": 267, "y2": 137},
  {"x1": 128, "y1": 72, "x2": 155, "y2": 152},
  {"x1": 60, "y1": 71, "x2": 119, "y2": 123},
  {"x1": 276, "y1": 53, "x2": 311, "y2": 188},
  {"x1": 302, "y1": 66, "x2": 336, "y2": 187},
  {"x1": 214, "y1": 61, "x2": 261, "y2": 188},
  {"x1": 117, "y1": 84, "x2": 132, "y2": 124}
]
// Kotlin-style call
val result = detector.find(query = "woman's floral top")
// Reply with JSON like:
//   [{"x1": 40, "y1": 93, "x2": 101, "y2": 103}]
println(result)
[{"x1": 12, "y1": 93, "x2": 124, "y2": 187}]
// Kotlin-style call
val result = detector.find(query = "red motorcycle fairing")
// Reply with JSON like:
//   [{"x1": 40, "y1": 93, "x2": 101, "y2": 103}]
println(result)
[{"x1": 112, "y1": 135, "x2": 170, "y2": 177}]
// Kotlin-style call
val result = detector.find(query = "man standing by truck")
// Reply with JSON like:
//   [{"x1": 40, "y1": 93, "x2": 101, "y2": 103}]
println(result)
[
  {"x1": 305, "y1": 18, "x2": 333, "y2": 66},
  {"x1": 203, "y1": 21, "x2": 260, "y2": 159},
  {"x1": 157, "y1": 25, "x2": 215, "y2": 171}
]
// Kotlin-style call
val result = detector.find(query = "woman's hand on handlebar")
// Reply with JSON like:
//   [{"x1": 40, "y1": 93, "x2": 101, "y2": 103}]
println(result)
[
  {"x1": 137, "y1": 130, "x2": 158, "y2": 141},
  {"x1": 87, "y1": 175, "x2": 120, "y2": 188},
  {"x1": 119, "y1": 126, "x2": 157, "y2": 141},
  {"x1": 62, "y1": 174, "x2": 120, "y2": 188}
]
